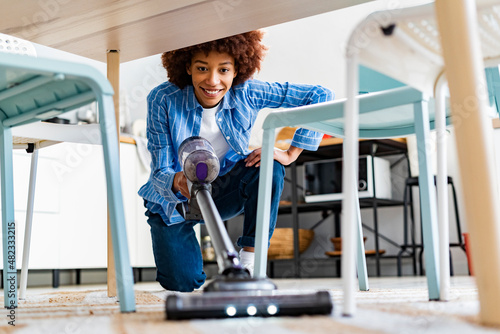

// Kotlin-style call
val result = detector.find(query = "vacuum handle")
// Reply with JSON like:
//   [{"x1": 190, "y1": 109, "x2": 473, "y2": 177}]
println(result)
[{"x1": 195, "y1": 187, "x2": 240, "y2": 272}]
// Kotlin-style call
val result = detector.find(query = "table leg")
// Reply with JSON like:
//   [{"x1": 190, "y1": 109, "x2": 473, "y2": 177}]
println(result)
[
  {"x1": 435, "y1": 0, "x2": 500, "y2": 326},
  {"x1": 106, "y1": 50, "x2": 120, "y2": 298}
]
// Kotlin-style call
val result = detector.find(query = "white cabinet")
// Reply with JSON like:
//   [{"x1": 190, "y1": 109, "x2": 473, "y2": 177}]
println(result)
[
  {"x1": 57, "y1": 143, "x2": 108, "y2": 269},
  {"x1": 120, "y1": 142, "x2": 155, "y2": 268}
]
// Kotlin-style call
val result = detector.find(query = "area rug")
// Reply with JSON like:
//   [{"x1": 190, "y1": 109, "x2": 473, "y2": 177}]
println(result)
[{"x1": 0, "y1": 277, "x2": 498, "y2": 334}]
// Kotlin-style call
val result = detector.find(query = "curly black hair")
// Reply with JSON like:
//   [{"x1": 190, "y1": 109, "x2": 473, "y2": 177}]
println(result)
[{"x1": 162, "y1": 30, "x2": 267, "y2": 89}]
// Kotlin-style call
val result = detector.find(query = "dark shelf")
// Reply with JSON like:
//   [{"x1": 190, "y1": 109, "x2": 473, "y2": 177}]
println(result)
[{"x1": 278, "y1": 198, "x2": 404, "y2": 214}]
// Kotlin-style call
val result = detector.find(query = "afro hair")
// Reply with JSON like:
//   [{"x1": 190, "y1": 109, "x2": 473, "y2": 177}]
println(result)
[{"x1": 161, "y1": 30, "x2": 267, "y2": 89}]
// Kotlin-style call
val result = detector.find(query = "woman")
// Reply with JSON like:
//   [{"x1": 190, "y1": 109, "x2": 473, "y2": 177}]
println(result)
[{"x1": 138, "y1": 30, "x2": 333, "y2": 292}]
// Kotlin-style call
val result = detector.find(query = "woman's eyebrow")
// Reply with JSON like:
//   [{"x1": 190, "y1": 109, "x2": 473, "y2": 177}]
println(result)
[{"x1": 193, "y1": 60, "x2": 233, "y2": 66}]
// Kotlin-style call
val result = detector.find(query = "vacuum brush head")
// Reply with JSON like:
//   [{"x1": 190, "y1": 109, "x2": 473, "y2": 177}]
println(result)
[{"x1": 166, "y1": 290, "x2": 333, "y2": 320}]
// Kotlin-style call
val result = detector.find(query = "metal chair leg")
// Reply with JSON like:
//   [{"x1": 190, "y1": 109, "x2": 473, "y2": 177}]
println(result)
[
  {"x1": 435, "y1": 75, "x2": 450, "y2": 301},
  {"x1": 413, "y1": 100, "x2": 440, "y2": 300},
  {"x1": 254, "y1": 128, "x2": 276, "y2": 279},
  {"x1": 20, "y1": 148, "x2": 39, "y2": 300},
  {"x1": 342, "y1": 54, "x2": 360, "y2": 316}
]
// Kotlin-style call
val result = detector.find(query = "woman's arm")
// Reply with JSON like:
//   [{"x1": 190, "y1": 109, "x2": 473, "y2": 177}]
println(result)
[
  {"x1": 243, "y1": 80, "x2": 334, "y2": 166},
  {"x1": 245, "y1": 80, "x2": 333, "y2": 152},
  {"x1": 244, "y1": 145, "x2": 303, "y2": 167}
]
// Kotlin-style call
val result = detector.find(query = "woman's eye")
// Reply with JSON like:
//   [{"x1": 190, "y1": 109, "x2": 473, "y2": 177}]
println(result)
[
  {"x1": 220, "y1": 68, "x2": 229, "y2": 73},
  {"x1": 197, "y1": 67, "x2": 207, "y2": 71}
]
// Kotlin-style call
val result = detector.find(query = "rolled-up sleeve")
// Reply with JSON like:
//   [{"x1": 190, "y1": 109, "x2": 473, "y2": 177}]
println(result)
[{"x1": 246, "y1": 81, "x2": 334, "y2": 151}]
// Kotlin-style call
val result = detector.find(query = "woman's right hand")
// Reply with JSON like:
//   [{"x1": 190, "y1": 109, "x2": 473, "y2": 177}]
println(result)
[{"x1": 172, "y1": 171, "x2": 190, "y2": 199}]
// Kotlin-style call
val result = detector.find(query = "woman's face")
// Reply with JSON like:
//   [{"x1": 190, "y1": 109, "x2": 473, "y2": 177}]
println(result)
[{"x1": 186, "y1": 51, "x2": 237, "y2": 108}]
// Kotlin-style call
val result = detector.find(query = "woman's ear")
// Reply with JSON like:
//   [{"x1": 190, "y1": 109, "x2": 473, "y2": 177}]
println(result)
[{"x1": 186, "y1": 63, "x2": 192, "y2": 76}]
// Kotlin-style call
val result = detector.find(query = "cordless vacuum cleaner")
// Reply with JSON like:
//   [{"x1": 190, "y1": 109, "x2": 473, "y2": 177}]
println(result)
[{"x1": 166, "y1": 136, "x2": 333, "y2": 320}]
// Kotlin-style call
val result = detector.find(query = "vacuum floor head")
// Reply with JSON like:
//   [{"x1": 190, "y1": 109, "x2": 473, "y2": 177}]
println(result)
[{"x1": 166, "y1": 290, "x2": 333, "y2": 320}]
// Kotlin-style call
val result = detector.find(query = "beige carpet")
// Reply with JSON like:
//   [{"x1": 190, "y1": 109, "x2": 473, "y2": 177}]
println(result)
[{"x1": 1, "y1": 276, "x2": 499, "y2": 334}]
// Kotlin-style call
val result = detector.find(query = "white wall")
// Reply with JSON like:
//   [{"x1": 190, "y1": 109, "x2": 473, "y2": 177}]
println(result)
[{"x1": 120, "y1": 54, "x2": 166, "y2": 134}]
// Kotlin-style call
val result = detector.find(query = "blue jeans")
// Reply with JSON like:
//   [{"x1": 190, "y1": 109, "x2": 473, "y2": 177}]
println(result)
[{"x1": 145, "y1": 159, "x2": 285, "y2": 292}]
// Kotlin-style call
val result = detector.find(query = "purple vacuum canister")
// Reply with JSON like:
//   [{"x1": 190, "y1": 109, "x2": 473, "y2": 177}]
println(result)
[{"x1": 178, "y1": 136, "x2": 220, "y2": 184}]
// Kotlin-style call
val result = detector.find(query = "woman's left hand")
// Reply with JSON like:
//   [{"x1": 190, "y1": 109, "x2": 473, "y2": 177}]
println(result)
[{"x1": 244, "y1": 145, "x2": 304, "y2": 167}]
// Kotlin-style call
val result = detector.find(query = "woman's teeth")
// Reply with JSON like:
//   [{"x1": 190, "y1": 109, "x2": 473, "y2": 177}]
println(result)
[{"x1": 203, "y1": 88, "x2": 220, "y2": 94}]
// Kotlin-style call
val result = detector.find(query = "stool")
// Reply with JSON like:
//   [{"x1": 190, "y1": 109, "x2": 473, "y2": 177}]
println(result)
[{"x1": 397, "y1": 175, "x2": 465, "y2": 276}]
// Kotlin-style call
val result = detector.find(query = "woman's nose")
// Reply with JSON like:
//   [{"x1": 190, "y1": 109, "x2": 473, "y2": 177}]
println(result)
[{"x1": 206, "y1": 70, "x2": 220, "y2": 85}]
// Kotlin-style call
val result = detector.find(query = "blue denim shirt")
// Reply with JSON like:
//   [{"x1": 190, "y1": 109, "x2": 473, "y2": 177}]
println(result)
[{"x1": 138, "y1": 79, "x2": 334, "y2": 225}]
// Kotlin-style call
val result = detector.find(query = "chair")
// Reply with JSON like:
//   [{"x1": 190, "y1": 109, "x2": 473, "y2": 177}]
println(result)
[
  {"x1": 340, "y1": 0, "x2": 500, "y2": 322},
  {"x1": 254, "y1": 81, "x2": 448, "y2": 300},
  {"x1": 0, "y1": 34, "x2": 135, "y2": 312}
]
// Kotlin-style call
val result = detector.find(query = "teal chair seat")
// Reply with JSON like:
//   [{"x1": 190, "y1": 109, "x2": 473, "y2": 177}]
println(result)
[
  {"x1": 290, "y1": 87, "x2": 444, "y2": 138},
  {"x1": 0, "y1": 53, "x2": 135, "y2": 312}
]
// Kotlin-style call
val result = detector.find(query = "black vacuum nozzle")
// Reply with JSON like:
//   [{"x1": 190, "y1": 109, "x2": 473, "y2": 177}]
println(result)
[{"x1": 166, "y1": 290, "x2": 333, "y2": 320}]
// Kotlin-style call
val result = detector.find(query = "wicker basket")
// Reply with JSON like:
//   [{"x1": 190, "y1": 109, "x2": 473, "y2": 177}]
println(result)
[
  {"x1": 268, "y1": 228, "x2": 315, "y2": 259},
  {"x1": 331, "y1": 236, "x2": 367, "y2": 251}
]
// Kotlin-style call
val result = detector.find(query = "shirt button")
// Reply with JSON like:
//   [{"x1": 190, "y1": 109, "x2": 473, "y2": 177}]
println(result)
[
  {"x1": 226, "y1": 136, "x2": 230, "y2": 140},
  {"x1": 237, "y1": 152, "x2": 241, "y2": 154},
  {"x1": 218, "y1": 118, "x2": 222, "y2": 122}
]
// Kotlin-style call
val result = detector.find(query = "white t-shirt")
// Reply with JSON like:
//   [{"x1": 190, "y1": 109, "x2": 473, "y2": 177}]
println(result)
[{"x1": 199, "y1": 103, "x2": 230, "y2": 161}]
